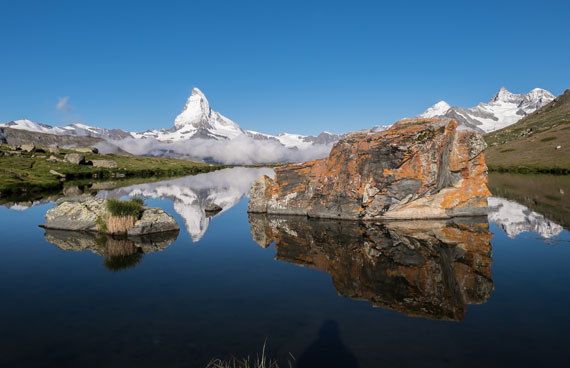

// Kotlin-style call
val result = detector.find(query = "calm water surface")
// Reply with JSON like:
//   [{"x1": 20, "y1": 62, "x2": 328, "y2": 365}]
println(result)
[{"x1": 1, "y1": 168, "x2": 569, "y2": 367}]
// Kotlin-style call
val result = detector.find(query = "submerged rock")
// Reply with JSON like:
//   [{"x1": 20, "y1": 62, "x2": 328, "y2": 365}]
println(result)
[
  {"x1": 248, "y1": 119, "x2": 490, "y2": 220},
  {"x1": 41, "y1": 198, "x2": 179, "y2": 236}
]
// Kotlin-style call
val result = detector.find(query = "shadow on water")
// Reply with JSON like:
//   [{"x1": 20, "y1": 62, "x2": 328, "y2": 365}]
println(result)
[
  {"x1": 297, "y1": 319, "x2": 359, "y2": 368},
  {"x1": 43, "y1": 229, "x2": 179, "y2": 271},
  {"x1": 488, "y1": 172, "x2": 570, "y2": 231},
  {"x1": 249, "y1": 214, "x2": 494, "y2": 321}
]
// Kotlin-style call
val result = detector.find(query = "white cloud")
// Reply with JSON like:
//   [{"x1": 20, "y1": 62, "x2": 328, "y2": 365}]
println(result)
[
  {"x1": 114, "y1": 135, "x2": 333, "y2": 165},
  {"x1": 56, "y1": 97, "x2": 73, "y2": 112}
]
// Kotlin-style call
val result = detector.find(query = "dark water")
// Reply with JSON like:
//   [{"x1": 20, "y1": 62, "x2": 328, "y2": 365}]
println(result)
[{"x1": 1, "y1": 168, "x2": 569, "y2": 367}]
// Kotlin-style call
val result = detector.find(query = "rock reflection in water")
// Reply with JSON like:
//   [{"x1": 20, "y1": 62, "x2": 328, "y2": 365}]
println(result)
[
  {"x1": 249, "y1": 215, "x2": 494, "y2": 320},
  {"x1": 43, "y1": 229, "x2": 179, "y2": 271}
]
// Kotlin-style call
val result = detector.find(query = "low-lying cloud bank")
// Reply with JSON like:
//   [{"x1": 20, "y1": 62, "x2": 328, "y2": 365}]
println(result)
[{"x1": 113, "y1": 136, "x2": 334, "y2": 165}]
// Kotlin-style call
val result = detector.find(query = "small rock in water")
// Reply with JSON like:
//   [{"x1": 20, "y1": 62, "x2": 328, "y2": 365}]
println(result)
[
  {"x1": 204, "y1": 203, "x2": 222, "y2": 212},
  {"x1": 62, "y1": 186, "x2": 84, "y2": 197}
]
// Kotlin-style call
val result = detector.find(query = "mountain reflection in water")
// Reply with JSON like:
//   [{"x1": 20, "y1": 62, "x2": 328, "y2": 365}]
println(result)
[
  {"x1": 249, "y1": 214, "x2": 494, "y2": 321},
  {"x1": 43, "y1": 229, "x2": 179, "y2": 271},
  {"x1": 99, "y1": 167, "x2": 274, "y2": 242}
]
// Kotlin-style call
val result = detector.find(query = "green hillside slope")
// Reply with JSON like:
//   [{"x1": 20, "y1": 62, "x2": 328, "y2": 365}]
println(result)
[{"x1": 485, "y1": 89, "x2": 570, "y2": 173}]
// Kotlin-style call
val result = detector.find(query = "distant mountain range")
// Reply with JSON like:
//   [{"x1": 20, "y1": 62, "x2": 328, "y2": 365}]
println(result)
[
  {"x1": 0, "y1": 88, "x2": 342, "y2": 164},
  {"x1": 1, "y1": 86, "x2": 559, "y2": 164},
  {"x1": 417, "y1": 87, "x2": 555, "y2": 133}
]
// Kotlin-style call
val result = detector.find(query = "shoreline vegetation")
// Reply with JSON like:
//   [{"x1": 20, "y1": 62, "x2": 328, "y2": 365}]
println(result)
[
  {"x1": 0, "y1": 144, "x2": 226, "y2": 198},
  {"x1": 487, "y1": 165, "x2": 570, "y2": 175}
]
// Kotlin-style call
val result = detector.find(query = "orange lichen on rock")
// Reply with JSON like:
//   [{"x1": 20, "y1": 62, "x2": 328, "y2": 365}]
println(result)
[{"x1": 248, "y1": 118, "x2": 490, "y2": 220}]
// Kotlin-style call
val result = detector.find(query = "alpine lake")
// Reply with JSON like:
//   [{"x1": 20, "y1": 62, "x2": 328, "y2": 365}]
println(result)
[{"x1": 1, "y1": 167, "x2": 569, "y2": 367}]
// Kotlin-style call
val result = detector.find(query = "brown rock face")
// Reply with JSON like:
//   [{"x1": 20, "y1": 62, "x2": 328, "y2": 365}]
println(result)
[
  {"x1": 248, "y1": 119, "x2": 490, "y2": 219},
  {"x1": 248, "y1": 214, "x2": 494, "y2": 320}
]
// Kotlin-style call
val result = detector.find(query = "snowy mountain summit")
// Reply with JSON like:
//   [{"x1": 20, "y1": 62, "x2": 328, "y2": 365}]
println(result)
[
  {"x1": 417, "y1": 87, "x2": 555, "y2": 132},
  {"x1": 172, "y1": 88, "x2": 244, "y2": 139}
]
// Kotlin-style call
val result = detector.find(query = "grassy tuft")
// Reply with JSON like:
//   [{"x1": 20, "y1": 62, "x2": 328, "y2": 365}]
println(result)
[
  {"x1": 106, "y1": 198, "x2": 144, "y2": 217},
  {"x1": 206, "y1": 343, "x2": 286, "y2": 368},
  {"x1": 540, "y1": 136, "x2": 557, "y2": 142}
]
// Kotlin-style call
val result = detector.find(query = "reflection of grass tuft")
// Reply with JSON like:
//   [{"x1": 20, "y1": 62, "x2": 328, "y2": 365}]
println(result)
[{"x1": 103, "y1": 237, "x2": 143, "y2": 272}]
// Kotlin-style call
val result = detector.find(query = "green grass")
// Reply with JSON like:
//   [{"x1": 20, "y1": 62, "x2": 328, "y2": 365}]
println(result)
[
  {"x1": 0, "y1": 145, "x2": 225, "y2": 196},
  {"x1": 106, "y1": 198, "x2": 144, "y2": 217},
  {"x1": 540, "y1": 136, "x2": 557, "y2": 142},
  {"x1": 500, "y1": 148, "x2": 516, "y2": 153}
]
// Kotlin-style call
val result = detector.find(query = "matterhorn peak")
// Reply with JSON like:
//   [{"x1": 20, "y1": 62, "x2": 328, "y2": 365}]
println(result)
[{"x1": 174, "y1": 87, "x2": 212, "y2": 130}]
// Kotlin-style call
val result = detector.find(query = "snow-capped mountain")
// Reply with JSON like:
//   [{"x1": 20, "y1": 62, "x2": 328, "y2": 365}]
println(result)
[
  {"x1": 417, "y1": 87, "x2": 555, "y2": 132},
  {"x1": 1, "y1": 88, "x2": 342, "y2": 164},
  {"x1": 133, "y1": 88, "x2": 245, "y2": 142},
  {"x1": 487, "y1": 197, "x2": 563, "y2": 239},
  {"x1": 98, "y1": 167, "x2": 274, "y2": 242}
]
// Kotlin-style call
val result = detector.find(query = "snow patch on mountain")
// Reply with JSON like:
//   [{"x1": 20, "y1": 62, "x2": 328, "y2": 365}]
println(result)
[{"x1": 418, "y1": 101, "x2": 451, "y2": 118}]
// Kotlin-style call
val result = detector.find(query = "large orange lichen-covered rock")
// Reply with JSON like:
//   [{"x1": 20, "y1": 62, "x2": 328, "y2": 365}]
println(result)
[{"x1": 248, "y1": 119, "x2": 490, "y2": 220}]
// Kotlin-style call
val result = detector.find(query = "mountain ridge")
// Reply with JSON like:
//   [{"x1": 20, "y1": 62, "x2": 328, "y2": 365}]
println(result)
[{"x1": 417, "y1": 87, "x2": 555, "y2": 133}]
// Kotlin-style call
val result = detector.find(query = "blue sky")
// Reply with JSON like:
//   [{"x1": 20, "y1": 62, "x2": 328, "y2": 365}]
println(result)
[{"x1": 1, "y1": 0, "x2": 569, "y2": 135}]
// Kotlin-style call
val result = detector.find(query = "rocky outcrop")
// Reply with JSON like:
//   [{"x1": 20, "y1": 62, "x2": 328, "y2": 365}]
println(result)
[
  {"x1": 90, "y1": 159, "x2": 118, "y2": 168},
  {"x1": 64, "y1": 153, "x2": 86, "y2": 165},
  {"x1": 41, "y1": 198, "x2": 179, "y2": 236},
  {"x1": 248, "y1": 214, "x2": 494, "y2": 320},
  {"x1": 248, "y1": 119, "x2": 490, "y2": 220}
]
